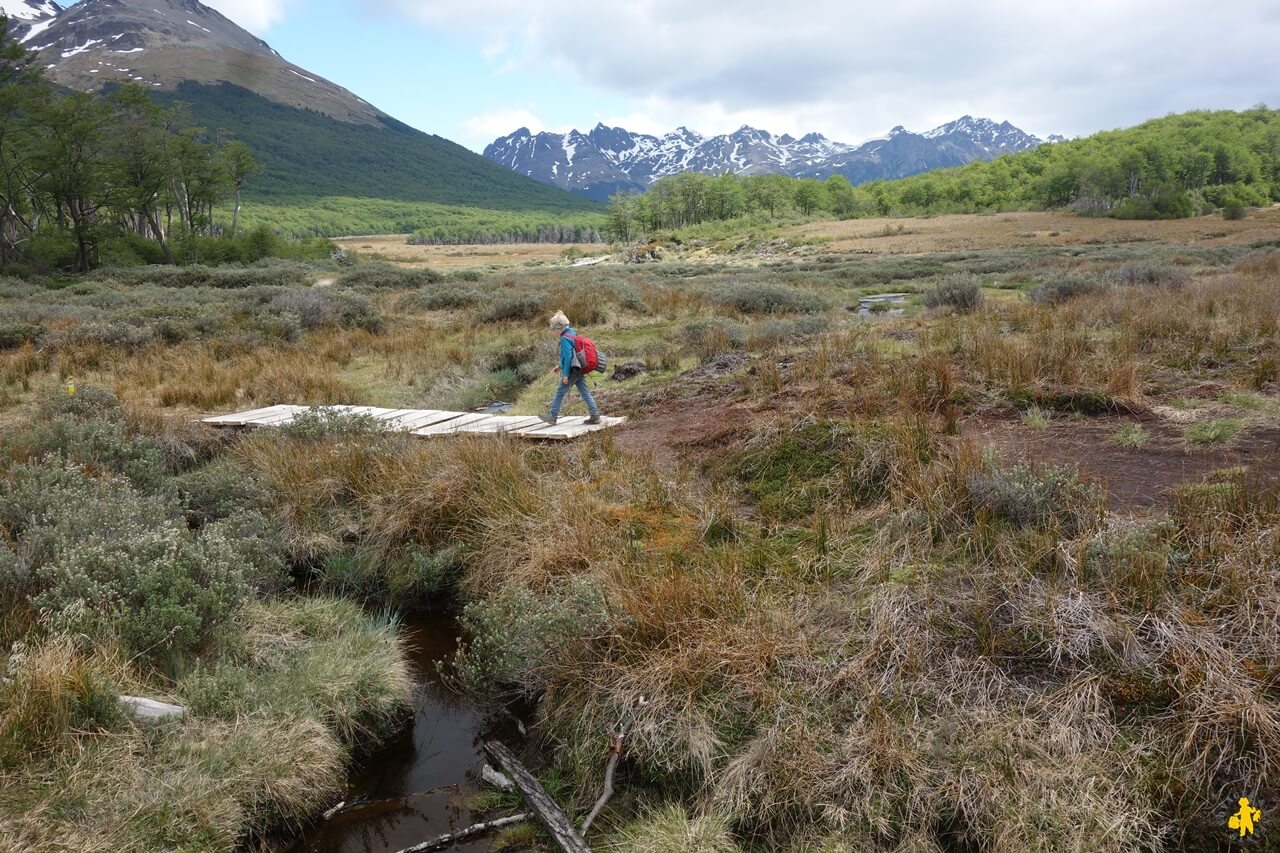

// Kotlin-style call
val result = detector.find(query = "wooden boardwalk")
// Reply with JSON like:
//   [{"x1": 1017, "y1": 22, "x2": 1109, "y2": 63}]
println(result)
[{"x1": 202, "y1": 405, "x2": 626, "y2": 440}]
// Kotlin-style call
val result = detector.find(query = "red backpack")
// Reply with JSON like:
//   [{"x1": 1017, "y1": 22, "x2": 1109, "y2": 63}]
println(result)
[{"x1": 564, "y1": 331, "x2": 606, "y2": 373}]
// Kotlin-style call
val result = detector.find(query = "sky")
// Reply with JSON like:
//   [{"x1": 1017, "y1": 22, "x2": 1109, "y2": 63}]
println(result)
[{"x1": 67, "y1": 0, "x2": 1280, "y2": 151}]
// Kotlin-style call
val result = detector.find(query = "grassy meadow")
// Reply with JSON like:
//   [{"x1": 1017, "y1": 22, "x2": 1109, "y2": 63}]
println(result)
[{"x1": 2, "y1": 207, "x2": 1280, "y2": 851}]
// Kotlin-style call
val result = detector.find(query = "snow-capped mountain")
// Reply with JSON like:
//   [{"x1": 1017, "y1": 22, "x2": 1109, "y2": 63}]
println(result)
[
  {"x1": 0, "y1": 0, "x2": 60, "y2": 21},
  {"x1": 486, "y1": 117, "x2": 1054, "y2": 201},
  {"x1": 5, "y1": 0, "x2": 382, "y2": 125},
  {"x1": 1, "y1": 0, "x2": 61, "y2": 41}
]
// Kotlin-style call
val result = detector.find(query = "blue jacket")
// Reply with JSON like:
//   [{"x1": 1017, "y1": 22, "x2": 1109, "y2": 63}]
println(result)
[{"x1": 559, "y1": 327, "x2": 578, "y2": 375}]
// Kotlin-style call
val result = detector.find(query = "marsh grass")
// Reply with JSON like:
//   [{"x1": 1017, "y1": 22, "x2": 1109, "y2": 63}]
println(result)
[
  {"x1": 4, "y1": 240, "x2": 1280, "y2": 852},
  {"x1": 1186, "y1": 418, "x2": 1242, "y2": 445},
  {"x1": 1112, "y1": 423, "x2": 1151, "y2": 446}
]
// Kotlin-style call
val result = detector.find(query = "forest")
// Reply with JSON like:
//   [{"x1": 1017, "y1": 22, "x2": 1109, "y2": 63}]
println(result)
[
  {"x1": 605, "y1": 108, "x2": 1280, "y2": 238},
  {"x1": 0, "y1": 19, "x2": 271, "y2": 272}
]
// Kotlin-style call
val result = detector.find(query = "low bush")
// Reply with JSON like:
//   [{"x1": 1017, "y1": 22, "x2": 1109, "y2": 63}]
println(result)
[
  {"x1": 966, "y1": 451, "x2": 1103, "y2": 536},
  {"x1": 708, "y1": 282, "x2": 826, "y2": 315},
  {"x1": 1029, "y1": 271, "x2": 1103, "y2": 304},
  {"x1": 399, "y1": 285, "x2": 486, "y2": 311},
  {"x1": 269, "y1": 289, "x2": 383, "y2": 332},
  {"x1": 477, "y1": 291, "x2": 550, "y2": 324},
  {"x1": 1105, "y1": 260, "x2": 1190, "y2": 289},
  {"x1": 924, "y1": 274, "x2": 984, "y2": 313},
  {"x1": 682, "y1": 318, "x2": 747, "y2": 362},
  {"x1": 336, "y1": 261, "x2": 443, "y2": 290},
  {"x1": 453, "y1": 576, "x2": 609, "y2": 697},
  {"x1": 0, "y1": 462, "x2": 253, "y2": 662}
]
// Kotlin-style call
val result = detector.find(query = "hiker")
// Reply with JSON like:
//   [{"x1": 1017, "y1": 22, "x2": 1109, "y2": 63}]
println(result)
[{"x1": 540, "y1": 310, "x2": 603, "y2": 425}]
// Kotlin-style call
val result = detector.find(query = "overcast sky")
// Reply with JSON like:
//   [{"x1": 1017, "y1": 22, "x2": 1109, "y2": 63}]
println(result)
[{"x1": 137, "y1": 0, "x2": 1280, "y2": 150}]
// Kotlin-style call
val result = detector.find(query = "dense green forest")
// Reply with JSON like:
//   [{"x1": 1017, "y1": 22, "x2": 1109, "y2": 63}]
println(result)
[
  {"x1": 239, "y1": 197, "x2": 605, "y2": 243},
  {"x1": 606, "y1": 108, "x2": 1280, "y2": 238}
]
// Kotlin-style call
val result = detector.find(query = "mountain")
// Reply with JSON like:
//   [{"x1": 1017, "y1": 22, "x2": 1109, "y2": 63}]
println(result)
[
  {"x1": 2, "y1": 0, "x2": 598, "y2": 215},
  {"x1": 486, "y1": 117, "x2": 1051, "y2": 201}
]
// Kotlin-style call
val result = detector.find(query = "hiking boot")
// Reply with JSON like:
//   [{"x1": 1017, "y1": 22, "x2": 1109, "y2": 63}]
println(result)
[
  {"x1": 585, "y1": 414, "x2": 602, "y2": 425},
  {"x1": 538, "y1": 414, "x2": 558, "y2": 426}
]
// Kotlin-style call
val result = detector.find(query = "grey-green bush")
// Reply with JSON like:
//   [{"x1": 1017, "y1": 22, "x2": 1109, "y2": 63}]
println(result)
[
  {"x1": 924, "y1": 274, "x2": 984, "y2": 313},
  {"x1": 709, "y1": 283, "x2": 826, "y2": 315}
]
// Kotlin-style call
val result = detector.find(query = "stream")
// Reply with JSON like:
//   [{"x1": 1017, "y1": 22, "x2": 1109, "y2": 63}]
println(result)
[{"x1": 285, "y1": 608, "x2": 518, "y2": 853}]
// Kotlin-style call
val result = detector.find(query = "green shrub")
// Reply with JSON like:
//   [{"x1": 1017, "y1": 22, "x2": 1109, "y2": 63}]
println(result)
[
  {"x1": 336, "y1": 261, "x2": 443, "y2": 290},
  {"x1": 708, "y1": 283, "x2": 826, "y2": 315},
  {"x1": 1105, "y1": 260, "x2": 1190, "y2": 289},
  {"x1": 37, "y1": 386, "x2": 124, "y2": 423},
  {"x1": 1223, "y1": 202, "x2": 1248, "y2": 221},
  {"x1": 5, "y1": 417, "x2": 172, "y2": 492},
  {"x1": 400, "y1": 285, "x2": 485, "y2": 311},
  {"x1": 966, "y1": 451, "x2": 1103, "y2": 536},
  {"x1": 477, "y1": 291, "x2": 550, "y2": 324},
  {"x1": 1029, "y1": 272, "x2": 1102, "y2": 304},
  {"x1": 1, "y1": 462, "x2": 252, "y2": 661},
  {"x1": 682, "y1": 318, "x2": 747, "y2": 359},
  {"x1": 277, "y1": 407, "x2": 387, "y2": 440},
  {"x1": 924, "y1": 274, "x2": 984, "y2": 313},
  {"x1": 176, "y1": 459, "x2": 271, "y2": 527},
  {"x1": 269, "y1": 288, "x2": 383, "y2": 332},
  {"x1": 1109, "y1": 186, "x2": 1194, "y2": 220},
  {"x1": 0, "y1": 320, "x2": 45, "y2": 350},
  {"x1": 453, "y1": 576, "x2": 609, "y2": 696}
]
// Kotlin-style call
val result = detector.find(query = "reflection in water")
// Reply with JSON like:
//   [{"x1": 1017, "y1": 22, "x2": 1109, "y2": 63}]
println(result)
[{"x1": 287, "y1": 609, "x2": 511, "y2": 853}]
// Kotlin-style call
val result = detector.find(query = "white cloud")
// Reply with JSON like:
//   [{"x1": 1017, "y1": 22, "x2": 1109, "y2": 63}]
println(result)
[
  {"x1": 460, "y1": 108, "x2": 565, "y2": 150},
  {"x1": 367, "y1": 0, "x2": 1280, "y2": 141},
  {"x1": 201, "y1": 0, "x2": 298, "y2": 34}
]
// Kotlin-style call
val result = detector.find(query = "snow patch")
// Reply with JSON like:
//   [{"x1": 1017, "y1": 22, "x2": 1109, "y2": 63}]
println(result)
[
  {"x1": 287, "y1": 68, "x2": 317, "y2": 83},
  {"x1": 186, "y1": 19, "x2": 212, "y2": 33},
  {"x1": 19, "y1": 17, "x2": 54, "y2": 44},
  {"x1": 61, "y1": 38, "x2": 103, "y2": 59}
]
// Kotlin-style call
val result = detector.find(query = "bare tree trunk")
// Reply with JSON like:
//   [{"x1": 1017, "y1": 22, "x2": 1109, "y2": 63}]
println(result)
[
  {"x1": 145, "y1": 208, "x2": 173, "y2": 264},
  {"x1": 231, "y1": 186, "x2": 242, "y2": 235}
]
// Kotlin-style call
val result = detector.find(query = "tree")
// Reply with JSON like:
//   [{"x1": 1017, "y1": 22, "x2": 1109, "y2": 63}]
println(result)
[
  {"x1": 792, "y1": 179, "x2": 823, "y2": 216},
  {"x1": 825, "y1": 174, "x2": 858, "y2": 218},
  {"x1": 105, "y1": 85, "x2": 175, "y2": 262},
  {"x1": 28, "y1": 90, "x2": 111, "y2": 272},
  {"x1": 218, "y1": 139, "x2": 260, "y2": 235},
  {"x1": 0, "y1": 16, "x2": 43, "y2": 263}
]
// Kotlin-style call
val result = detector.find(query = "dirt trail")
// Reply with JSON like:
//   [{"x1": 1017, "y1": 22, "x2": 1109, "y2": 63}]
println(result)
[{"x1": 966, "y1": 412, "x2": 1280, "y2": 512}]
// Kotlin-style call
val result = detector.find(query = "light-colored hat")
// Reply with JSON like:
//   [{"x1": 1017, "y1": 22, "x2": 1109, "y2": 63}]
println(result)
[{"x1": 549, "y1": 310, "x2": 571, "y2": 329}]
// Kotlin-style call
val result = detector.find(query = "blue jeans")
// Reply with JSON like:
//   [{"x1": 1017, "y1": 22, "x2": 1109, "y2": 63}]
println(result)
[{"x1": 550, "y1": 369, "x2": 599, "y2": 418}]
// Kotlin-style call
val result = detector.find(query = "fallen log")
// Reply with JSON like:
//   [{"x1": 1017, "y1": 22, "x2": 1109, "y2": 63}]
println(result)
[
  {"x1": 483, "y1": 741, "x2": 591, "y2": 853},
  {"x1": 0, "y1": 678, "x2": 184, "y2": 723},
  {"x1": 389, "y1": 813, "x2": 530, "y2": 853}
]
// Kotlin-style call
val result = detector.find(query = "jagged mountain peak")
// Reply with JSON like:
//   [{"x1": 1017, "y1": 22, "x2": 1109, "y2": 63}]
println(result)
[{"x1": 486, "y1": 117, "x2": 1051, "y2": 202}]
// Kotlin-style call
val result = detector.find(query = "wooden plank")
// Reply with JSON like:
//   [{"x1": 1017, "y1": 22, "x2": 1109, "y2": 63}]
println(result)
[
  {"x1": 200, "y1": 408, "x2": 626, "y2": 441},
  {"x1": 202, "y1": 404, "x2": 293, "y2": 426},
  {"x1": 412, "y1": 413, "x2": 497, "y2": 436},
  {"x1": 482, "y1": 741, "x2": 590, "y2": 853},
  {"x1": 387, "y1": 411, "x2": 466, "y2": 430},
  {"x1": 457, "y1": 416, "x2": 548, "y2": 435}
]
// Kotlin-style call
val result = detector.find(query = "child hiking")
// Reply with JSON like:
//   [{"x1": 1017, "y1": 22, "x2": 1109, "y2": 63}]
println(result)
[{"x1": 540, "y1": 310, "x2": 604, "y2": 425}]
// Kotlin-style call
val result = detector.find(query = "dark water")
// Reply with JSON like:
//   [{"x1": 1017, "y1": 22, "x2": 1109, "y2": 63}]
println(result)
[{"x1": 286, "y1": 610, "x2": 515, "y2": 853}]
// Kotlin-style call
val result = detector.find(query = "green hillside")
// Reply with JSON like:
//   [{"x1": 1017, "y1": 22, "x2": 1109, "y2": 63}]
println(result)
[
  {"x1": 861, "y1": 107, "x2": 1280, "y2": 217},
  {"x1": 605, "y1": 108, "x2": 1280, "y2": 238},
  {"x1": 152, "y1": 82, "x2": 600, "y2": 214}
]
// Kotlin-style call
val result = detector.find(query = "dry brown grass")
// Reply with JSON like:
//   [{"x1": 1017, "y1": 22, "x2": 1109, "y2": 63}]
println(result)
[
  {"x1": 333, "y1": 236, "x2": 600, "y2": 270},
  {"x1": 788, "y1": 208, "x2": 1280, "y2": 255}
]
